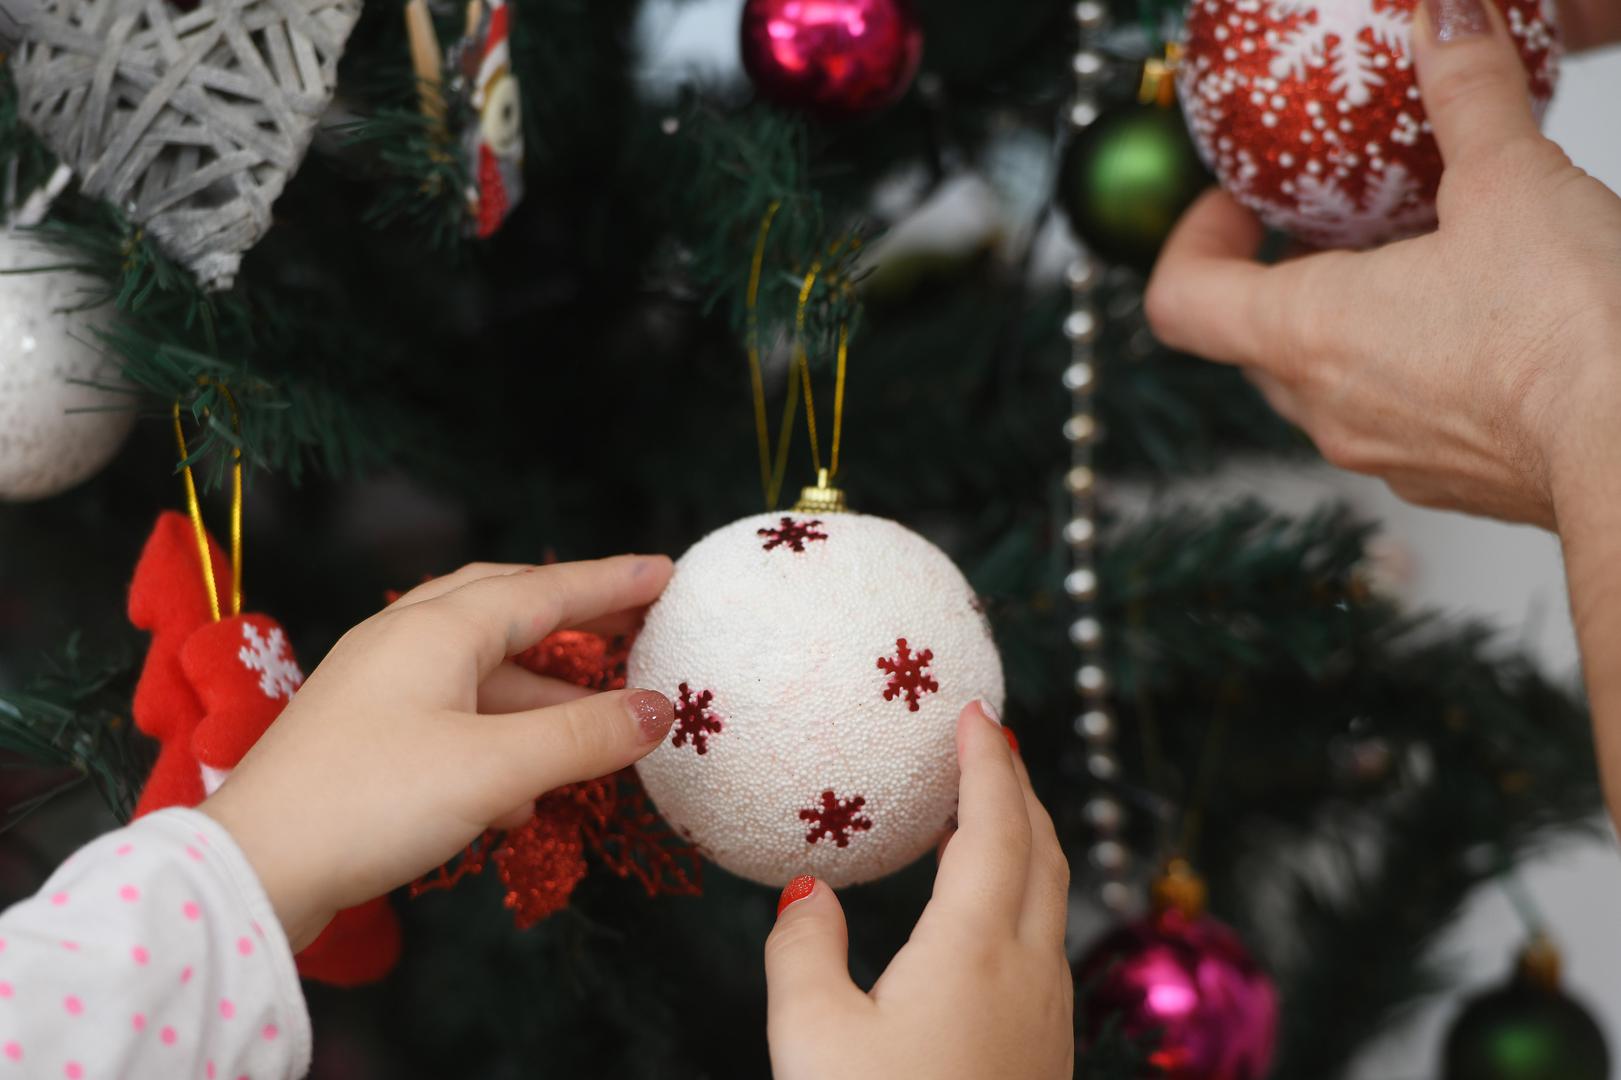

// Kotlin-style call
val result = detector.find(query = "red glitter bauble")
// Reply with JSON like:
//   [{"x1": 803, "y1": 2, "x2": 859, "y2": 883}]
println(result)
[
  {"x1": 1076, "y1": 908, "x2": 1278, "y2": 1080},
  {"x1": 740, "y1": 0, "x2": 923, "y2": 118},
  {"x1": 1178, "y1": 0, "x2": 1560, "y2": 248}
]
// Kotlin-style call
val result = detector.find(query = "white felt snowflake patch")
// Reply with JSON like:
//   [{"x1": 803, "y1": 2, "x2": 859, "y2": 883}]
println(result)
[{"x1": 238, "y1": 623, "x2": 305, "y2": 701}]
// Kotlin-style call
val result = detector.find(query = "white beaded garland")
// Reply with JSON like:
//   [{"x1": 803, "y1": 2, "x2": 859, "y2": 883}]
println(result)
[
  {"x1": 628, "y1": 511, "x2": 1005, "y2": 889},
  {"x1": 0, "y1": 232, "x2": 132, "y2": 501}
]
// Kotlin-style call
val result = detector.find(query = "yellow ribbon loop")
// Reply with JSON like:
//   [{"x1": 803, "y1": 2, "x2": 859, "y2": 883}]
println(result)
[
  {"x1": 744, "y1": 205, "x2": 857, "y2": 508},
  {"x1": 171, "y1": 382, "x2": 244, "y2": 622}
]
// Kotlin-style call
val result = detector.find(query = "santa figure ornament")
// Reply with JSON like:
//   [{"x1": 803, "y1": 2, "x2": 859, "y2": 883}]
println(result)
[
  {"x1": 627, "y1": 489, "x2": 1005, "y2": 888},
  {"x1": 449, "y1": 0, "x2": 523, "y2": 238},
  {"x1": 1178, "y1": 0, "x2": 1560, "y2": 248}
]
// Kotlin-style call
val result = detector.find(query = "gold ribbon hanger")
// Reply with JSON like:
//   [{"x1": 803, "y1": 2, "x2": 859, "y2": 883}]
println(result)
[
  {"x1": 745, "y1": 204, "x2": 855, "y2": 512},
  {"x1": 171, "y1": 382, "x2": 243, "y2": 621}
]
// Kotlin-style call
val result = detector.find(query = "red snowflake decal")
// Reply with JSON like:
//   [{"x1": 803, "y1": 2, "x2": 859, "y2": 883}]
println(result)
[
  {"x1": 877, "y1": 638, "x2": 939, "y2": 711},
  {"x1": 757, "y1": 517, "x2": 828, "y2": 553},
  {"x1": 672, "y1": 682, "x2": 723, "y2": 754},
  {"x1": 799, "y1": 790, "x2": 873, "y2": 848}
]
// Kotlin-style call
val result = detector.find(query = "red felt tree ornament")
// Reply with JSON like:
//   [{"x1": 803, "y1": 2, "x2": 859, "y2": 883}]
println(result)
[
  {"x1": 128, "y1": 404, "x2": 401, "y2": 985},
  {"x1": 128, "y1": 511, "x2": 403, "y2": 985},
  {"x1": 128, "y1": 511, "x2": 402, "y2": 985}
]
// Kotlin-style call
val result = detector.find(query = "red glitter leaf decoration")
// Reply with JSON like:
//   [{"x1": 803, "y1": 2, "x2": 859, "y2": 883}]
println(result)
[
  {"x1": 407, "y1": 627, "x2": 701, "y2": 926},
  {"x1": 757, "y1": 516, "x2": 828, "y2": 553},
  {"x1": 672, "y1": 682, "x2": 723, "y2": 754},
  {"x1": 583, "y1": 778, "x2": 703, "y2": 900},
  {"x1": 800, "y1": 790, "x2": 874, "y2": 848},
  {"x1": 512, "y1": 629, "x2": 629, "y2": 690},
  {"x1": 409, "y1": 831, "x2": 496, "y2": 898},
  {"x1": 877, "y1": 637, "x2": 939, "y2": 711},
  {"x1": 495, "y1": 791, "x2": 591, "y2": 928}
]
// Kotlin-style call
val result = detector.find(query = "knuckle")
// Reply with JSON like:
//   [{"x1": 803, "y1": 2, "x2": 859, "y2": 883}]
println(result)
[
  {"x1": 764, "y1": 918, "x2": 829, "y2": 968},
  {"x1": 1043, "y1": 842, "x2": 1072, "y2": 896},
  {"x1": 1143, "y1": 271, "x2": 1186, "y2": 346},
  {"x1": 1423, "y1": 63, "x2": 1510, "y2": 121},
  {"x1": 553, "y1": 703, "x2": 611, "y2": 767},
  {"x1": 402, "y1": 601, "x2": 480, "y2": 645},
  {"x1": 1311, "y1": 425, "x2": 1363, "y2": 472}
]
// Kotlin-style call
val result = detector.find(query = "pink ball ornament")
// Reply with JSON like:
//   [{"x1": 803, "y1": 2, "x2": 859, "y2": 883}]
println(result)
[
  {"x1": 1177, "y1": 0, "x2": 1560, "y2": 248},
  {"x1": 1077, "y1": 899, "x2": 1278, "y2": 1080},
  {"x1": 739, "y1": 0, "x2": 924, "y2": 119},
  {"x1": 626, "y1": 511, "x2": 1004, "y2": 888}
]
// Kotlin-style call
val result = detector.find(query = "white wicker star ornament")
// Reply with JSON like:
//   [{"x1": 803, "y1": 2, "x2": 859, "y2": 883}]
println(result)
[{"x1": 6, "y1": 0, "x2": 360, "y2": 288}]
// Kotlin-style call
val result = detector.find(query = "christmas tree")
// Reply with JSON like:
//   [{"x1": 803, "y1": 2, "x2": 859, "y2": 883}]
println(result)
[{"x1": 0, "y1": 0, "x2": 1606, "y2": 1077}]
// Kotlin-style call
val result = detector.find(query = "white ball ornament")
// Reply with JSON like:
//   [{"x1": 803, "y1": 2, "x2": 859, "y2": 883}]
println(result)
[
  {"x1": 0, "y1": 232, "x2": 132, "y2": 501},
  {"x1": 627, "y1": 510, "x2": 1006, "y2": 889}
]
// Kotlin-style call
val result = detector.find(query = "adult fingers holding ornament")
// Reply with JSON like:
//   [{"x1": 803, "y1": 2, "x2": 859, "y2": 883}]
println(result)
[
  {"x1": 1148, "y1": 0, "x2": 1621, "y2": 814},
  {"x1": 1149, "y1": 0, "x2": 1621, "y2": 528},
  {"x1": 764, "y1": 701, "x2": 1074, "y2": 1080}
]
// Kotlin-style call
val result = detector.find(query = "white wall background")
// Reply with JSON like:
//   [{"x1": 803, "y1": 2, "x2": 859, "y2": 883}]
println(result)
[
  {"x1": 1341, "y1": 43, "x2": 1621, "y2": 1080},
  {"x1": 635, "y1": 7, "x2": 1621, "y2": 1075}
]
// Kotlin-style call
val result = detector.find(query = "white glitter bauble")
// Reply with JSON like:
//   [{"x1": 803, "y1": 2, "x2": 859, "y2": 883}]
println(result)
[
  {"x1": 0, "y1": 233, "x2": 132, "y2": 501},
  {"x1": 628, "y1": 511, "x2": 1005, "y2": 889}
]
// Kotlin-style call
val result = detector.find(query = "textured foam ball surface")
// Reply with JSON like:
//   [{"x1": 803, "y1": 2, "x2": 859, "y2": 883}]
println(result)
[
  {"x1": 1178, "y1": 0, "x2": 1559, "y2": 249},
  {"x1": 0, "y1": 233, "x2": 131, "y2": 501},
  {"x1": 628, "y1": 512, "x2": 1005, "y2": 888}
]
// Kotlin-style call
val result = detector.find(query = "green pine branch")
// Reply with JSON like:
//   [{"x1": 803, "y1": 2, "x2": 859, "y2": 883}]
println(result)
[{"x1": 0, "y1": 632, "x2": 146, "y2": 828}]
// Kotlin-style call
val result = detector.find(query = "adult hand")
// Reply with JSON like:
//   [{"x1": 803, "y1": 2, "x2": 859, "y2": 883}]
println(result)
[
  {"x1": 201, "y1": 557, "x2": 675, "y2": 949},
  {"x1": 1560, "y1": 0, "x2": 1621, "y2": 51},
  {"x1": 763, "y1": 702, "x2": 1074, "y2": 1080},
  {"x1": 1147, "y1": 0, "x2": 1621, "y2": 529}
]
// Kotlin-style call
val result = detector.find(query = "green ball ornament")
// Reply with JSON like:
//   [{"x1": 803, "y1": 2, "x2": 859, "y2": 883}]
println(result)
[
  {"x1": 1442, "y1": 942, "x2": 1610, "y2": 1080},
  {"x1": 1056, "y1": 102, "x2": 1210, "y2": 274}
]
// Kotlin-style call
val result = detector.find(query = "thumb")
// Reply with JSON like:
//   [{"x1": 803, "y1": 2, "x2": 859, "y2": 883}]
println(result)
[
  {"x1": 1412, "y1": 0, "x2": 1543, "y2": 170},
  {"x1": 764, "y1": 876, "x2": 862, "y2": 1025},
  {"x1": 471, "y1": 688, "x2": 673, "y2": 814}
]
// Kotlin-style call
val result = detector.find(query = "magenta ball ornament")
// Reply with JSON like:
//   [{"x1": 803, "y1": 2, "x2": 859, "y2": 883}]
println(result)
[
  {"x1": 739, "y1": 0, "x2": 923, "y2": 119},
  {"x1": 1076, "y1": 906, "x2": 1279, "y2": 1080}
]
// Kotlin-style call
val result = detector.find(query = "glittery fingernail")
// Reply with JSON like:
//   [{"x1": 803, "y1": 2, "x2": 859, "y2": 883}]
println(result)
[
  {"x1": 1001, "y1": 726, "x2": 1020, "y2": 755},
  {"x1": 777, "y1": 875, "x2": 816, "y2": 916},
  {"x1": 627, "y1": 690, "x2": 673, "y2": 743},
  {"x1": 1426, "y1": 0, "x2": 1490, "y2": 42}
]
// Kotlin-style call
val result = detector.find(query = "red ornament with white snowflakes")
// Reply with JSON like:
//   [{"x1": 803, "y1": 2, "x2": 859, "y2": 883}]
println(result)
[
  {"x1": 1177, "y1": 0, "x2": 1560, "y2": 248},
  {"x1": 626, "y1": 512, "x2": 1005, "y2": 888}
]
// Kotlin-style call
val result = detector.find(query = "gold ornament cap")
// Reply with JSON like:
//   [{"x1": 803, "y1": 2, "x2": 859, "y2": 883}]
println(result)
[
  {"x1": 793, "y1": 469, "x2": 849, "y2": 514},
  {"x1": 1516, "y1": 934, "x2": 1562, "y2": 992},
  {"x1": 1151, "y1": 857, "x2": 1208, "y2": 920},
  {"x1": 1138, "y1": 43, "x2": 1183, "y2": 108}
]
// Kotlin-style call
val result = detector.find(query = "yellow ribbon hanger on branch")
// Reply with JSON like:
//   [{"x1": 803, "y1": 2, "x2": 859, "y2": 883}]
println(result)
[
  {"x1": 171, "y1": 382, "x2": 244, "y2": 622},
  {"x1": 745, "y1": 202, "x2": 855, "y2": 513}
]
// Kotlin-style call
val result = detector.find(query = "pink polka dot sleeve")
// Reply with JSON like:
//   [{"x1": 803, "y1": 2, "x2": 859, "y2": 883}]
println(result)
[{"x1": 0, "y1": 808, "x2": 312, "y2": 1079}]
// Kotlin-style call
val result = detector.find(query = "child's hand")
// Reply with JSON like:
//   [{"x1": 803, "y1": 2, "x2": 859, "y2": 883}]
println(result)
[
  {"x1": 764, "y1": 702, "x2": 1074, "y2": 1080},
  {"x1": 200, "y1": 557, "x2": 675, "y2": 949}
]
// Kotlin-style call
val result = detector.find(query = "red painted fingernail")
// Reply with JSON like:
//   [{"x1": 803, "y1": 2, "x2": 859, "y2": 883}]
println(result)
[
  {"x1": 777, "y1": 874, "x2": 816, "y2": 916},
  {"x1": 627, "y1": 690, "x2": 674, "y2": 743},
  {"x1": 1001, "y1": 726, "x2": 1020, "y2": 755}
]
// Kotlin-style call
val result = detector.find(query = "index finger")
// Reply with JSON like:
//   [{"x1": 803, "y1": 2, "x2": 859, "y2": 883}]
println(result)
[
  {"x1": 930, "y1": 700, "x2": 1032, "y2": 933},
  {"x1": 421, "y1": 555, "x2": 672, "y2": 675},
  {"x1": 1145, "y1": 188, "x2": 1278, "y2": 367}
]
